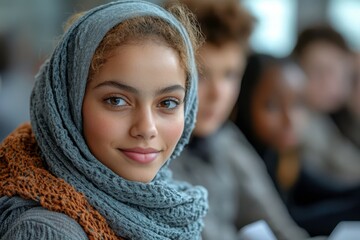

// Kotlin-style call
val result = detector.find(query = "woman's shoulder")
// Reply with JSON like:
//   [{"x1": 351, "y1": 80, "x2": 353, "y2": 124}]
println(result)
[{"x1": 0, "y1": 196, "x2": 88, "y2": 240}]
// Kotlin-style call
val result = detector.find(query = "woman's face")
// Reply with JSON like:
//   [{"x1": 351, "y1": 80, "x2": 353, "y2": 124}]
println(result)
[
  {"x1": 194, "y1": 42, "x2": 245, "y2": 137},
  {"x1": 300, "y1": 41, "x2": 352, "y2": 113},
  {"x1": 251, "y1": 64, "x2": 306, "y2": 152},
  {"x1": 82, "y1": 40, "x2": 186, "y2": 183}
]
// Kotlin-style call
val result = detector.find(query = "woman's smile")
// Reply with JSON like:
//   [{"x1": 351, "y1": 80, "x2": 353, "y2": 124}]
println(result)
[{"x1": 119, "y1": 147, "x2": 162, "y2": 164}]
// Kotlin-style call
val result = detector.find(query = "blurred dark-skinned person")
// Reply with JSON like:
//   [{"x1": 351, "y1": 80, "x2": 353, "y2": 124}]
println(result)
[
  {"x1": 233, "y1": 53, "x2": 360, "y2": 237},
  {"x1": 165, "y1": 0, "x2": 310, "y2": 239},
  {"x1": 292, "y1": 25, "x2": 360, "y2": 185},
  {"x1": 233, "y1": 54, "x2": 307, "y2": 196}
]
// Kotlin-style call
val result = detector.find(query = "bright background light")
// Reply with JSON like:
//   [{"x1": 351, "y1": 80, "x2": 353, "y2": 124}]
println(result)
[
  {"x1": 242, "y1": 0, "x2": 297, "y2": 57},
  {"x1": 328, "y1": 0, "x2": 360, "y2": 51}
]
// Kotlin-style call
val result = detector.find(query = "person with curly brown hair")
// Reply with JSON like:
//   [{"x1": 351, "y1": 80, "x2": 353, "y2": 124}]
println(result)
[{"x1": 166, "y1": 0, "x2": 310, "y2": 239}]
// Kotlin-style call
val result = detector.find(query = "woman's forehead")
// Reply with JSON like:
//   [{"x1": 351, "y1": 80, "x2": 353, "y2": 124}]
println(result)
[{"x1": 86, "y1": 42, "x2": 186, "y2": 95}]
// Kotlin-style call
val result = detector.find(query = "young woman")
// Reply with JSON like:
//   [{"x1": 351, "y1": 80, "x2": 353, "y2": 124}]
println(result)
[
  {"x1": 233, "y1": 53, "x2": 360, "y2": 237},
  {"x1": 0, "y1": 1, "x2": 208, "y2": 239}
]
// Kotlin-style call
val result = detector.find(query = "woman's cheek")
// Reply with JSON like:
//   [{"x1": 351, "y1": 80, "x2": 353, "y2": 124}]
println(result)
[
  {"x1": 161, "y1": 115, "x2": 184, "y2": 149},
  {"x1": 84, "y1": 107, "x2": 127, "y2": 144}
]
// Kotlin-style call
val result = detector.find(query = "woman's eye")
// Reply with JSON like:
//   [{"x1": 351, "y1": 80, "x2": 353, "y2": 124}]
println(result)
[
  {"x1": 105, "y1": 97, "x2": 127, "y2": 106},
  {"x1": 158, "y1": 99, "x2": 179, "y2": 109}
]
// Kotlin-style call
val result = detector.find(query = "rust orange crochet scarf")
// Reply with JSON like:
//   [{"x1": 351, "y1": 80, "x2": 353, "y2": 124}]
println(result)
[{"x1": 0, "y1": 123, "x2": 120, "y2": 240}]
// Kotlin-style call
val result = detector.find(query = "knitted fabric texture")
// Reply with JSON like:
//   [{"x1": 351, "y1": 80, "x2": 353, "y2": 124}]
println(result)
[
  {"x1": 0, "y1": 124, "x2": 119, "y2": 240},
  {"x1": 16, "y1": 0, "x2": 208, "y2": 239}
]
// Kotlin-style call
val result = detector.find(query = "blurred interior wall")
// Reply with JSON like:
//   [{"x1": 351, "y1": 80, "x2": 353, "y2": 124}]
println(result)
[{"x1": 297, "y1": 0, "x2": 329, "y2": 31}]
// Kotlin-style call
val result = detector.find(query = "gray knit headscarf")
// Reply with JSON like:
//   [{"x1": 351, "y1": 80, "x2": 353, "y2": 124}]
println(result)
[{"x1": 30, "y1": 0, "x2": 208, "y2": 239}]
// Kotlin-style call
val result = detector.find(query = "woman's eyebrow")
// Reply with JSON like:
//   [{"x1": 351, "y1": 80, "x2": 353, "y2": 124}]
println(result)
[
  {"x1": 94, "y1": 80, "x2": 185, "y2": 95},
  {"x1": 94, "y1": 80, "x2": 138, "y2": 94},
  {"x1": 156, "y1": 85, "x2": 186, "y2": 95}
]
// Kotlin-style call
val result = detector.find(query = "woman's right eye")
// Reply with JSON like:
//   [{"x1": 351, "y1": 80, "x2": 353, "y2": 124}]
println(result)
[{"x1": 105, "y1": 97, "x2": 128, "y2": 107}]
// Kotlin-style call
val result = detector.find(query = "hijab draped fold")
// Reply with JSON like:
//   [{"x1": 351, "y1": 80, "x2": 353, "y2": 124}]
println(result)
[{"x1": 29, "y1": 1, "x2": 207, "y2": 239}]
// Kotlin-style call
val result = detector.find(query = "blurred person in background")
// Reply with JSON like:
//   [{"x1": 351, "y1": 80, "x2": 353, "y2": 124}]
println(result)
[
  {"x1": 233, "y1": 54, "x2": 307, "y2": 197},
  {"x1": 233, "y1": 53, "x2": 360, "y2": 237},
  {"x1": 166, "y1": 0, "x2": 309, "y2": 239},
  {"x1": 292, "y1": 25, "x2": 360, "y2": 185},
  {"x1": 330, "y1": 52, "x2": 360, "y2": 148},
  {"x1": 293, "y1": 25, "x2": 352, "y2": 114},
  {"x1": 351, "y1": 53, "x2": 360, "y2": 120}
]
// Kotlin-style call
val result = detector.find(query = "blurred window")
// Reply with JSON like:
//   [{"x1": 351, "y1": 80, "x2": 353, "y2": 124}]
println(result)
[
  {"x1": 242, "y1": 0, "x2": 297, "y2": 57},
  {"x1": 328, "y1": 0, "x2": 360, "y2": 51}
]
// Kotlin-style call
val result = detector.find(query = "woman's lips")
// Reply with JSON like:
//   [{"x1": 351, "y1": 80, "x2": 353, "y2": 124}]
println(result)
[{"x1": 119, "y1": 148, "x2": 160, "y2": 164}]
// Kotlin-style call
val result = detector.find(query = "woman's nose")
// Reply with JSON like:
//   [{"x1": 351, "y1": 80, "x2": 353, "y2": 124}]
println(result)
[{"x1": 130, "y1": 108, "x2": 158, "y2": 140}]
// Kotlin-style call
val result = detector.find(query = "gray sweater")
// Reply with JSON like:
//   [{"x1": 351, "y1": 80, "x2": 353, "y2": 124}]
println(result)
[
  {"x1": 170, "y1": 122, "x2": 309, "y2": 240},
  {"x1": 0, "y1": 196, "x2": 88, "y2": 240}
]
